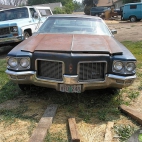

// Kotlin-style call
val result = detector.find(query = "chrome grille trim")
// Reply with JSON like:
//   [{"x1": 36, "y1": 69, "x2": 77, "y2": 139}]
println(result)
[
  {"x1": 0, "y1": 27, "x2": 10, "y2": 36},
  {"x1": 36, "y1": 59, "x2": 64, "y2": 81},
  {"x1": 78, "y1": 61, "x2": 107, "y2": 82}
]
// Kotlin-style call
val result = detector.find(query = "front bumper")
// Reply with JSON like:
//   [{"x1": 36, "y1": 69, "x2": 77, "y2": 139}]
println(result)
[
  {"x1": 5, "y1": 70, "x2": 136, "y2": 92},
  {"x1": 0, "y1": 36, "x2": 23, "y2": 45}
]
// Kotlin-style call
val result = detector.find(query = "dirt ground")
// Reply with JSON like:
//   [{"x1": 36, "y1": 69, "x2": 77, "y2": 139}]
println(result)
[
  {"x1": 0, "y1": 19, "x2": 142, "y2": 142},
  {"x1": 106, "y1": 20, "x2": 142, "y2": 42}
]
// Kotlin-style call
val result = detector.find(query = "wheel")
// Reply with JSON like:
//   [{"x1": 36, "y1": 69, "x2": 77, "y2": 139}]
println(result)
[
  {"x1": 10, "y1": 42, "x2": 19, "y2": 47},
  {"x1": 130, "y1": 16, "x2": 136, "y2": 22},
  {"x1": 18, "y1": 84, "x2": 31, "y2": 91},
  {"x1": 24, "y1": 31, "x2": 30, "y2": 40}
]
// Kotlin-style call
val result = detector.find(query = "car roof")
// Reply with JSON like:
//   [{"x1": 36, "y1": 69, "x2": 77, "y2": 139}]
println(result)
[
  {"x1": 48, "y1": 14, "x2": 102, "y2": 20},
  {"x1": 125, "y1": 2, "x2": 142, "y2": 6},
  {"x1": 0, "y1": 6, "x2": 32, "y2": 12}
]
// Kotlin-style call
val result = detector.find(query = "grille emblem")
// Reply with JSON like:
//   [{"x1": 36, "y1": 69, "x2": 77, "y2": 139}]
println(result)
[
  {"x1": 92, "y1": 72, "x2": 100, "y2": 76},
  {"x1": 69, "y1": 64, "x2": 73, "y2": 73}
]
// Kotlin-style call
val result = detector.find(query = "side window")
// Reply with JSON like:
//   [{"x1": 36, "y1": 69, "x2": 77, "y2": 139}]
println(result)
[
  {"x1": 45, "y1": 10, "x2": 52, "y2": 16},
  {"x1": 29, "y1": 8, "x2": 36, "y2": 18},
  {"x1": 130, "y1": 5, "x2": 137, "y2": 9},
  {"x1": 38, "y1": 9, "x2": 52, "y2": 17}
]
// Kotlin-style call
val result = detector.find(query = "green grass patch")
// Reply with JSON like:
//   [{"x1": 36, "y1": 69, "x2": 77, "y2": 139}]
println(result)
[
  {"x1": 0, "y1": 105, "x2": 37, "y2": 125},
  {"x1": 122, "y1": 41, "x2": 142, "y2": 63},
  {"x1": 0, "y1": 59, "x2": 23, "y2": 103},
  {"x1": 114, "y1": 125, "x2": 138, "y2": 142},
  {"x1": 45, "y1": 132, "x2": 68, "y2": 142}
]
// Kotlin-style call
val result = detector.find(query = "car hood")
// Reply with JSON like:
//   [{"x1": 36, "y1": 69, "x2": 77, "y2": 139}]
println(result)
[
  {"x1": 11, "y1": 34, "x2": 123, "y2": 55},
  {"x1": 0, "y1": 18, "x2": 30, "y2": 27}
]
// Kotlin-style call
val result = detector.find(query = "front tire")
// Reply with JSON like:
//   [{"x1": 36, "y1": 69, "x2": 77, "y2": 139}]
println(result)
[
  {"x1": 130, "y1": 16, "x2": 136, "y2": 22},
  {"x1": 18, "y1": 84, "x2": 31, "y2": 91},
  {"x1": 24, "y1": 31, "x2": 30, "y2": 40}
]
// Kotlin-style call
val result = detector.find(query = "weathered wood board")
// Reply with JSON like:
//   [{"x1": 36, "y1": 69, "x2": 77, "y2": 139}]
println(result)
[
  {"x1": 104, "y1": 121, "x2": 114, "y2": 142},
  {"x1": 120, "y1": 105, "x2": 142, "y2": 125},
  {"x1": 68, "y1": 118, "x2": 80, "y2": 142},
  {"x1": 29, "y1": 104, "x2": 58, "y2": 142}
]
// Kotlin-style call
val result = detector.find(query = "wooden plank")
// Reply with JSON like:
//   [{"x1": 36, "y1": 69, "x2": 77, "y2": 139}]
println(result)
[
  {"x1": 68, "y1": 118, "x2": 80, "y2": 142},
  {"x1": 29, "y1": 104, "x2": 58, "y2": 142},
  {"x1": 119, "y1": 105, "x2": 142, "y2": 125},
  {"x1": 104, "y1": 121, "x2": 114, "y2": 142}
]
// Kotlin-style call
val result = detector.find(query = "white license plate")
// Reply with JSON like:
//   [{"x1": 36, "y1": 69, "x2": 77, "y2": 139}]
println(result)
[{"x1": 60, "y1": 84, "x2": 81, "y2": 93}]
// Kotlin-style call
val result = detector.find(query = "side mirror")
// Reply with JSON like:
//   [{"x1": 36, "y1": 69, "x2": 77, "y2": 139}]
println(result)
[
  {"x1": 34, "y1": 12, "x2": 38, "y2": 19},
  {"x1": 111, "y1": 29, "x2": 117, "y2": 35}
]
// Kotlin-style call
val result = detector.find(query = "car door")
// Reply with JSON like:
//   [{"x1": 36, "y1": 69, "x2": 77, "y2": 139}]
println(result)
[{"x1": 29, "y1": 8, "x2": 41, "y2": 32}]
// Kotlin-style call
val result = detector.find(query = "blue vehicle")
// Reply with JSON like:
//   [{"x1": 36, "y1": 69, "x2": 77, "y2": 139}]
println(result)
[
  {"x1": 90, "y1": 7, "x2": 109, "y2": 16},
  {"x1": 0, "y1": 6, "x2": 53, "y2": 45},
  {"x1": 123, "y1": 2, "x2": 142, "y2": 22}
]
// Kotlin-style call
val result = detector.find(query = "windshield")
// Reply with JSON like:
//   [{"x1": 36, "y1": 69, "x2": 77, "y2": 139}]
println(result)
[
  {"x1": 0, "y1": 7, "x2": 29, "y2": 21},
  {"x1": 38, "y1": 17, "x2": 111, "y2": 36}
]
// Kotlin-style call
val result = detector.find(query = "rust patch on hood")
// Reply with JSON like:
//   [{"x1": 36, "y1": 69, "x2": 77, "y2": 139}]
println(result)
[{"x1": 11, "y1": 34, "x2": 123, "y2": 55}]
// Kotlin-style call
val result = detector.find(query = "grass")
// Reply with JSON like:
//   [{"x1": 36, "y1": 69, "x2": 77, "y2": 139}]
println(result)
[
  {"x1": 0, "y1": 41, "x2": 142, "y2": 141},
  {"x1": 122, "y1": 41, "x2": 142, "y2": 63},
  {"x1": 0, "y1": 105, "x2": 37, "y2": 125},
  {"x1": 131, "y1": 25, "x2": 136, "y2": 27},
  {"x1": 45, "y1": 132, "x2": 68, "y2": 142},
  {"x1": 0, "y1": 59, "x2": 22, "y2": 103},
  {"x1": 114, "y1": 125, "x2": 138, "y2": 142}
]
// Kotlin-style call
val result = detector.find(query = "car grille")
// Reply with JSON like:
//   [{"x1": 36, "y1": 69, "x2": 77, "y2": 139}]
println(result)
[
  {"x1": 79, "y1": 62, "x2": 106, "y2": 82},
  {"x1": 0, "y1": 27, "x2": 10, "y2": 36},
  {"x1": 37, "y1": 60, "x2": 63, "y2": 81}
]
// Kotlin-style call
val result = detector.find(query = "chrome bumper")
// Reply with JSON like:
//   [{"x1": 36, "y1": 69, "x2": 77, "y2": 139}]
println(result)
[
  {"x1": 5, "y1": 70, "x2": 136, "y2": 92},
  {"x1": 0, "y1": 36, "x2": 23, "y2": 44}
]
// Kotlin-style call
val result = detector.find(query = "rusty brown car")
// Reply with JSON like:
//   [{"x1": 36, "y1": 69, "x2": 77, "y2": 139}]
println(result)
[{"x1": 5, "y1": 15, "x2": 136, "y2": 93}]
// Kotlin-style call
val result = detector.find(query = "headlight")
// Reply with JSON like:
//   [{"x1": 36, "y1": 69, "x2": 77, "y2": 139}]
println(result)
[
  {"x1": 10, "y1": 26, "x2": 18, "y2": 32},
  {"x1": 114, "y1": 61, "x2": 123, "y2": 71},
  {"x1": 8, "y1": 57, "x2": 18, "y2": 67},
  {"x1": 126, "y1": 62, "x2": 136, "y2": 72},
  {"x1": 20, "y1": 58, "x2": 30, "y2": 68}
]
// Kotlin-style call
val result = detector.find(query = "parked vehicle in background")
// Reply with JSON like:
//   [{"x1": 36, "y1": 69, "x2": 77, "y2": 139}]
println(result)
[
  {"x1": 90, "y1": 7, "x2": 109, "y2": 16},
  {"x1": 123, "y1": 2, "x2": 142, "y2": 22},
  {"x1": 5, "y1": 15, "x2": 136, "y2": 93},
  {"x1": 114, "y1": 9, "x2": 121, "y2": 15},
  {"x1": 120, "y1": 6, "x2": 124, "y2": 20},
  {"x1": 0, "y1": 6, "x2": 53, "y2": 45}
]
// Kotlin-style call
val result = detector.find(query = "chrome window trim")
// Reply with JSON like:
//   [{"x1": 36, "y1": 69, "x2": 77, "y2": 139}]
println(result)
[{"x1": 77, "y1": 61, "x2": 107, "y2": 82}]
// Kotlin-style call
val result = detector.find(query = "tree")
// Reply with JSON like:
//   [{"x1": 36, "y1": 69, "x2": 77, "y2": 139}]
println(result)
[
  {"x1": 83, "y1": 0, "x2": 93, "y2": 15},
  {"x1": 83, "y1": 0, "x2": 93, "y2": 6},
  {"x1": 27, "y1": 0, "x2": 73, "y2": 6},
  {"x1": 73, "y1": 0, "x2": 81, "y2": 12},
  {"x1": 0, "y1": 0, "x2": 26, "y2": 6},
  {"x1": 53, "y1": 2, "x2": 74, "y2": 14},
  {"x1": 53, "y1": 7, "x2": 66, "y2": 14}
]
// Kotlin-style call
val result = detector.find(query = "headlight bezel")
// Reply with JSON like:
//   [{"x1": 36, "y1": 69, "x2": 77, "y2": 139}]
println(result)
[
  {"x1": 126, "y1": 62, "x2": 136, "y2": 72},
  {"x1": 7, "y1": 57, "x2": 30, "y2": 70},
  {"x1": 113, "y1": 61, "x2": 123, "y2": 71},
  {"x1": 10, "y1": 26, "x2": 18, "y2": 33},
  {"x1": 20, "y1": 58, "x2": 30, "y2": 68},
  {"x1": 113, "y1": 60, "x2": 136, "y2": 74},
  {"x1": 7, "y1": 57, "x2": 18, "y2": 68}
]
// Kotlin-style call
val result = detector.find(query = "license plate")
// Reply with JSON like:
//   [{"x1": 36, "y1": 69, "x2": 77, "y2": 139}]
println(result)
[{"x1": 60, "y1": 84, "x2": 81, "y2": 93}]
